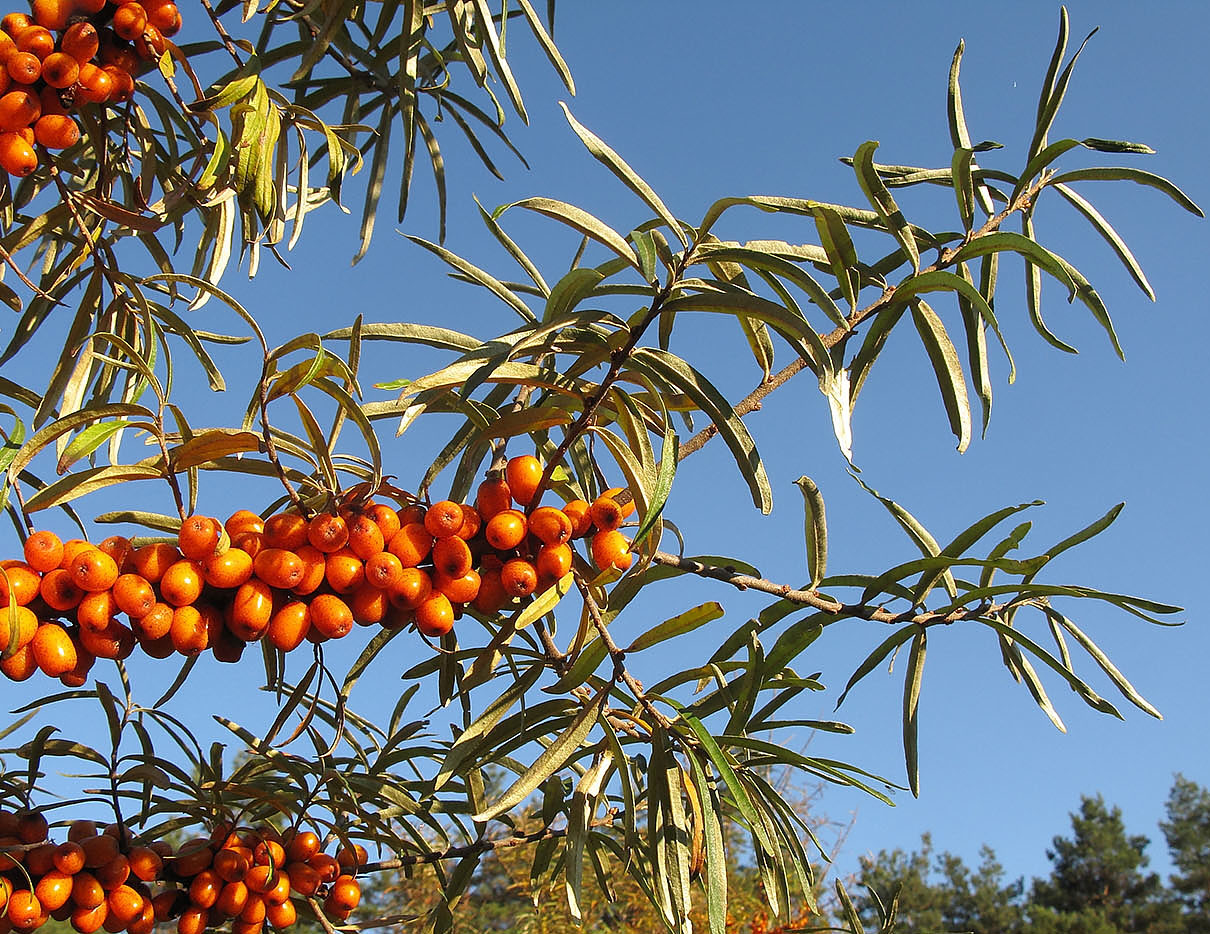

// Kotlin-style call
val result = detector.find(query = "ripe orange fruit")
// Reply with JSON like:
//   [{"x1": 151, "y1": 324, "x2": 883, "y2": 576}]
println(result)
[
  {"x1": 131, "y1": 602, "x2": 173, "y2": 641},
  {"x1": 306, "y1": 513, "x2": 348, "y2": 553},
  {"x1": 363, "y1": 503, "x2": 401, "y2": 542},
  {"x1": 66, "y1": 548, "x2": 116, "y2": 593},
  {"x1": 178, "y1": 515, "x2": 221, "y2": 560},
  {"x1": 500, "y1": 559, "x2": 538, "y2": 598},
  {"x1": 169, "y1": 605, "x2": 209, "y2": 655},
  {"x1": 60, "y1": 22, "x2": 99, "y2": 63},
  {"x1": 263, "y1": 513, "x2": 308, "y2": 551},
  {"x1": 252, "y1": 548, "x2": 303, "y2": 590},
  {"x1": 413, "y1": 592, "x2": 454, "y2": 638},
  {"x1": 111, "y1": 2, "x2": 148, "y2": 41},
  {"x1": 212, "y1": 628, "x2": 246, "y2": 663},
  {"x1": 71, "y1": 901, "x2": 109, "y2": 933},
  {"x1": 176, "y1": 905, "x2": 208, "y2": 934},
  {"x1": 34, "y1": 871, "x2": 73, "y2": 912},
  {"x1": 307, "y1": 852, "x2": 339, "y2": 883},
  {"x1": 0, "y1": 561, "x2": 41, "y2": 605},
  {"x1": 38, "y1": 568, "x2": 83, "y2": 611},
  {"x1": 0, "y1": 604, "x2": 37, "y2": 653},
  {"x1": 159, "y1": 559, "x2": 204, "y2": 607},
  {"x1": 130, "y1": 542, "x2": 179, "y2": 583},
  {"x1": 267, "y1": 602, "x2": 309, "y2": 652},
  {"x1": 529, "y1": 506, "x2": 573, "y2": 546},
  {"x1": 112, "y1": 573, "x2": 155, "y2": 619},
  {"x1": 215, "y1": 880, "x2": 249, "y2": 917},
  {"x1": 561, "y1": 500, "x2": 593, "y2": 538},
  {"x1": 23, "y1": 530, "x2": 63, "y2": 573},
  {"x1": 16, "y1": 811, "x2": 48, "y2": 844},
  {"x1": 15, "y1": 26, "x2": 53, "y2": 59},
  {"x1": 25, "y1": 840, "x2": 55, "y2": 875},
  {"x1": 146, "y1": 1, "x2": 180, "y2": 36},
  {"x1": 202, "y1": 548, "x2": 253, "y2": 589},
  {"x1": 472, "y1": 567, "x2": 509, "y2": 614},
  {"x1": 386, "y1": 523, "x2": 432, "y2": 568},
  {"x1": 76, "y1": 589, "x2": 118, "y2": 632},
  {"x1": 253, "y1": 840, "x2": 285, "y2": 869},
  {"x1": 81, "y1": 834, "x2": 119, "y2": 869},
  {"x1": 53, "y1": 840, "x2": 85, "y2": 874},
  {"x1": 126, "y1": 847, "x2": 162, "y2": 883},
  {"x1": 5, "y1": 890, "x2": 42, "y2": 929},
  {"x1": 455, "y1": 504, "x2": 482, "y2": 541},
  {"x1": 591, "y1": 530, "x2": 633, "y2": 571},
  {"x1": 309, "y1": 594, "x2": 353, "y2": 640},
  {"x1": 505, "y1": 455, "x2": 543, "y2": 506},
  {"x1": 105, "y1": 885, "x2": 143, "y2": 925},
  {"x1": 290, "y1": 544, "x2": 325, "y2": 596},
  {"x1": 36, "y1": 54, "x2": 77, "y2": 92},
  {"x1": 264, "y1": 897, "x2": 295, "y2": 928},
  {"x1": 77, "y1": 619, "x2": 135, "y2": 661},
  {"x1": 284, "y1": 830, "x2": 319, "y2": 864},
  {"x1": 224, "y1": 510, "x2": 264, "y2": 538},
  {"x1": 0, "y1": 13, "x2": 31, "y2": 36},
  {"x1": 535, "y1": 543, "x2": 573, "y2": 581},
  {"x1": 484, "y1": 509, "x2": 527, "y2": 551},
  {"x1": 396, "y1": 503, "x2": 426, "y2": 527},
  {"x1": 5, "y1": 51, "x2": 40, "y2": 84},
  {"x1": 363, "y1": 551, "x2": 403, "y2": 590},
  {"x1": 188, "y1": 869, "x2": 221, "y2": 909},
  {"x1": 94, "y1": 851, "x2": 129, "y2": 889},
  {"x1": 31, "y1": 622, "x2": 77, "y2": 677},
  {"x1": 324, "y1": 548, "x2": 364, "y2": 594},
  {"x1": 213, "y1": 848, "x2": 249, "y2": 883},
  {"x1": 171, "y1": 838, "x2": 212, "y2": 877},
  {"x1": 434, "y1": 569, "x2": 480, "y2": 605},
  {"x1": 423, "y1": 500, "x2": 464, "y2": 538},
  {"x1": 589, "y1": 488, "x2": 634, "y2": 531},
  {"x1": 476, "y1": 476, "x2": 511, "y2": 519},
  {"x1": 326, "y1": 875, "x2": 360, "y2": 912},
  {"x1": 31, "y1": 0, "x2": 72, "y2": 30},
  {"x1": 349, "y1": 584, "x2": 388, "y2": 626},
  {"x1": 346, "y1": 514, "x2": 385, "y2": 560},
  {"x1": 388, "y1": 567, "x2": 432, "y2": 610},
  {"x1": 227, "y1": 580, "x2": 273, "y2": 641},
  {"x1": 430, "y1": 535, "x2": 472, "y2": 579},
  {"x1": 98, "y1": 537, "x2": 133, "y2": 569}
]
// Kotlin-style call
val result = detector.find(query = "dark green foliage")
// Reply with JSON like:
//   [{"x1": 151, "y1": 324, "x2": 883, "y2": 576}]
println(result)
[{"x1": 1161, "y1": 776, "x2": 1210, "y2": 934}]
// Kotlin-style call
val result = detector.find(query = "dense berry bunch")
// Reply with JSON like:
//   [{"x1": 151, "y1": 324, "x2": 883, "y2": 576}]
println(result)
[
  {"x1": 0, "y1": 0, "x2": 180, "y2": 176},
  {"x1": 1, "y1": 456, "x2": 636, "y2": 683},
  {"x1": 0, "y1": 809, "x2": 363, "y2": 933}
]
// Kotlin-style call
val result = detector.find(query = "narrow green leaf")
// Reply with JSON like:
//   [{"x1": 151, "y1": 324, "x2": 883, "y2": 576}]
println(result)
[
  {"x1": 1051, "y1": 613, "x2": 1161, "y2": 718},
  {"x1": 1053, "y1": 183, "x2": 1154, "y2": 298},
  {"x1": 911, "y1": 300, "x2": 972, "y2": 453},
  {"x1": 627, "y1": 602, "x2": 724, "y2": 653},
  {"x1": 1048, "y1": 168, "x2": 1203, "y2": 218},
  {"x1": 902, "y1": 629, "x2": 926, "y2": 797},
  {"x1": 510, "y1": 197, "x2": 639, "y2": 270},
  {"x1": 793, "y1": 476, "x2": 827, "y2": 589},
  {"x1": 854, "y1": 141, "x2": 919, "y2": 272},
  {"x1": 835, "y1": 626, "x2": 917, "y2": 710}
]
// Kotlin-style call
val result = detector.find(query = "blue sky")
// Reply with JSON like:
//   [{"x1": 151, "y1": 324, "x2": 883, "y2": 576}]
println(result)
[{"x1": 2, "y1": 0, "x2": 1207, "y2": 902}]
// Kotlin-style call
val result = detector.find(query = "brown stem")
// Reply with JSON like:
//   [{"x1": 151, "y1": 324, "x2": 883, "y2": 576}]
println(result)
[
  {"x1": 648, "y1": 550, "x2": 1002, "y2": 627},
  {"x1": 196, "y1": 0, "x2": 245, "y2": 68},
  {"x1": 573, "y1": 573, "x2": 675, "y2": 731},
  {"x1": 258, "y1": 365, "x2": 305, "y2": 514},
  {"x1": 678, "y1": 176, "x2": 1049, "y2": 461}
]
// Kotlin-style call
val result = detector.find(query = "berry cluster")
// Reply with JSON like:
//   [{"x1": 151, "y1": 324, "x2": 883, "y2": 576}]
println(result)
[
  {"x1": 0, "y1": 809, "x2": 363, "y2": 933},
  {"x1": 0, "y1": 456, "x2": 636, "y2": 683},
  {"x1": 0, "y1": 0, "x2": 180, "y2": 176}
]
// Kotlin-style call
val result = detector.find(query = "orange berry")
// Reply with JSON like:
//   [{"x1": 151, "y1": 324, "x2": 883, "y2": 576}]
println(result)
[
  {"x1": 147, "y1": 1, "x2": 180, "y2": 35},
  {"x1": 345, "y1": 513, "x2": 385, "y2": 560},
  {"x1": 0, "y1": 130, "x2": 33, "y2": 175},
  {"x1": 101, "y1": 66, "x2": 134, "y2": 104},
  {"x1": 54, "y1": 841, "x2": 86, "y2": 874},
  {"x1": 94, "y1": 852, "x2": 129, "y2": 889},
  {"x1": 472, "y1": 567, "x2": 509, "y2": 614},
  {"x1": 202, "y1": 547, "x2": 253, "y2": 589},
  {"x1": 326, "y1": 875, "x2": 360, "y2": 912},
  {"x1": 0, "y1": 603, "x2": 36, "y2": 655},
  {"x1": 227, "y1": 579, "x2": 273, "y2": 641},
  {"x1": 529, "y1": 506, "x2": 573, "y2": 545},
  {"x1": 388, "y1": 567, "x2": 431, "y2": 610},
  {"x1": 77, "y1": 619, "x2": 135, "y2": 660},
  {"x1": 484, "y1": 509, "x2": 527, "y2": 551},
  {"x1": 72, "y1": 872, "x2": 105, "y2": 909},
  {"x1": 506, "y1": 455, "x2": 543, "y2": 506},
  {"x1": 176, "y1": 905, "x2": 208, "y2": 934},
  {"x1": 67, "y1": 544, "x2": 119, "y2": 595},
  {"x1": 178, "y1": 514, "x2": 221, "y2": 560},
  {"x1": 171, "y1": 839, "x2": 212, "y2": 877},
  {"x1": 284, "y1": 831, "x2": 319, "y2": 864},
  {"x1": 386, "y1": 523, "x2": 432, "y2": 568},
  {"x1": 423, "y1": 500, "x2": 463, "y2": 537},
  {"x1": 111, "y1": 2, "x2": 147, "y2": 42},
  {"x1": 363, "y1": 503, "x2": 401, "y2": 542},
  {"x1": 32, "y1": 622, "x2": 77, "y2": 677},
  {"x1": 6, "y1": 51, "x2": 40, "y2": 83},
  {"x1": 23, "y1": 530, "x2": 63, "y2": 573},
  {"x1": 81, "y1": 835, "x2": 119, "y2": 869},
  {"x1": 396, "y1": 503, "x2": 426, "y2": 527},
  {"x1": 567, "y1": 496, "x2": 598, "y2": 533},
  {"x1": 36, "y1": 54, "x2": 77, "y2": 92},
  {"x1": 15, "y1": 26, "x2": 53, "y2": 60},
  {"x1": 363, "y1": 551, "x2": 403, "y2": 590},
  {"x1": 0, "y1": 14, "x2": 31, "y2": 36},
  {"x1": 215, "y1": 880, "x2": 249, "y2": 917},
  {"x1": 34, "y1": 871, "x2": 72, "y2": 912},
  {"x1": 349, "y1": 583, "x2": 388, "y2": 626},
  {"x1": 131, "y1": 601, "x2": 173, "y2": 641},
  {"x1": 264, "y1": 898, "x2": 295, "y2": 928},
  {"x1": 307, "y1": 852, "x2": 339, "y2": 883},
  {"x1": 105, "y1": 885, "x2": 143, "y2": 925},
  {"x1": 126, "y1": 847, "x2": 162, "y2": 883},
  {"x1": 500, "y1": 559, "x2": 538, "y2": 598},
  {"x1": 434, "y1": 569, "x2": 480, "y2": 605},
  {"x1": 188, "y1": 869, "x2": 220, "y2": 909},
  {"x1": 16, "y1": 811, "x2": 48, "y2": 844},
  {"x1": 263, "y1": 513, "x2": 308, "y2": 550},
  {"x1": 590, "y1": 488, "x2": 634, "y2": 531},
  {"x1": 60, "y1": 23, "x2": 99, "y2": 64},
  {"x1": 5, "y1": 890, "x2": 41, "y2": 929},
  {"x1": 253, "y1": 548, "x2": 304, "y2": 590},
  {"x1": 71, "y1": 902, "x2": 108, "y2": 933},
  {"x1": 38, "y1": 568, "x2": 85, "y2": 612},
  {"x1": 0, "y1": 562, "x2": 40, "y2": 605},
  {"x1": 224, "y1": 510, "x2": 264, "y2": 538},
  {"x1": 99, "y1": 536, "x2": 134, "y2": 571},
  {"x1": 213, "y1": 847, "x2": 249, "y2": 883},
  {"x1": 307, "y1": 513, "x2": 348, "y2": 553},
  {"x1": 159, "y1": 559, "x2": 203, "y2": 606},
  {"x1": 535, "y1": 543, "x2": 573, "y2": 581},
  {"x1": 112, "y1": 573, "x2": 155, "y2": 618},
  {"x1": 591, "y1": 530, "x2": 633, "y2": 571},
  {"x1": 267, "y1": 601, "x2": 309, "y2": 652},
  {"x1": 324, "y1": 548, "x2": 364, "y2": 594},
  {"x1": 31, "y1": 0, "x2": 73, "y2": 31},
  {"x1": 169, "y1": 605, "x2": 209, "y2": 655},
  {"x1": 413, "y1": 592, "x2": 453, "y2": 638},
  {"x1": 455, "y1": 504, "x2": 482, "y2": 541},
  {"x1": 475, "y1": 476, "x2": 511, "y2": 519},
  {"x1": 130, "y1": 542, "x2": 179, "y2": 583},
  {"x1": 309, "y1": 593, "x2": 353, "y2": 640},
  {"x1": 430, "y1": 535, "x2": 472, "y2": 579}
]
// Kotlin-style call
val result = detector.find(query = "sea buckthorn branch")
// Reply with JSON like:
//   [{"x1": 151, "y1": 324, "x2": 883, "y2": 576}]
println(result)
[
  {"x1": 357, "y1": 810, "x2": 622, "y2": 873},
  {"x1": 647, "y1": 550, "x2": 1001, "y2": 627},
  {"x1": 677, "y1": 175, "x2": 1051, "y2": 462},
  {"x1": 572, "y1": 572, "x2": 675, "y2": 732},
  {"x1": 527, "y1": 247, "x2": 696, "y2": 511}
]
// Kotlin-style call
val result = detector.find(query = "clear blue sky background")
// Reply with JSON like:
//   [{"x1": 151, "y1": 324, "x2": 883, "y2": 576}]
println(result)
[{"x1": 3, "y1": 0, "x2": 1207, "y2": 901}]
